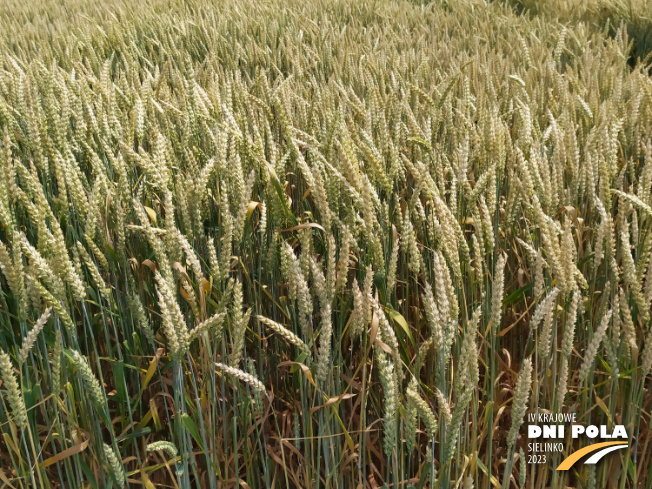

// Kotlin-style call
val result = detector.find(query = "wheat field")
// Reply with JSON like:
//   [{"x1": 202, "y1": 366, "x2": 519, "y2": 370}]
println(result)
[{"x1": 0, "y1": 0, "x2": 651, "y2": 487}]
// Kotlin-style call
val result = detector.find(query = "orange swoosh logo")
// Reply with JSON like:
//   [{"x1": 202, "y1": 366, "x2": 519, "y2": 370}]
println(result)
[{"x1": 556, "y1": 441, "x2": 628, "y2": 471}]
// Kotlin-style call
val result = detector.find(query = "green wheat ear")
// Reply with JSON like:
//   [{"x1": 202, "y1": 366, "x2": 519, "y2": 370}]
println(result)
[
  {"x1": 507, "y1": 357, "x2": 533, "y2": 452},
  {"x1": 0, "y1": 350, "x2": 27, "y2": 427},
  {"x1": 146, "y1": 441, "x2": 179, "y2": 458},
  {"x1": 103, "y1": 443, "x2": 126, "y2": 488}
]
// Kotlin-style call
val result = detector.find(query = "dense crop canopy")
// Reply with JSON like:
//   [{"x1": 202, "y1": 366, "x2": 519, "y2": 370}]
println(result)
[{"x1": 0, "y1": 0, "x2": 651, "y2": 487}]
